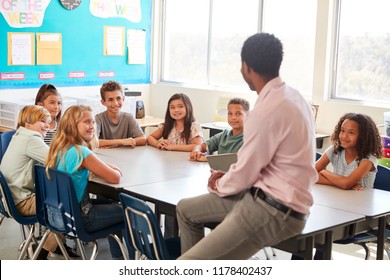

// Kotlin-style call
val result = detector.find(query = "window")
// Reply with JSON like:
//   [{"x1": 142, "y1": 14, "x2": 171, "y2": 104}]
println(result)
[
  {"x1": 162, "y1": 0, "x2": 210, "y2": 84},
  {"x1": 161, "y1": 0, "x2": 316, "y2": 95},
  {"x1": 208, "y1": 0, "x2": 259, "y2": 87},
  {"x1": 262, "y1": 0, "x2": 317, "y2": 97},
  {"x1": 332, "y1": 0, "x2": 390, "y2": 102}
]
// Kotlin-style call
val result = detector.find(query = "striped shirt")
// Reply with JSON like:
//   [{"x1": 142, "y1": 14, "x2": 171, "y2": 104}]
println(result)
[
  {"x1": 325, "y1": 146, "x2": 377, "y2": 188},
  {"x1": 44, "y1": 121, "x2": 58, "y2": 146}
]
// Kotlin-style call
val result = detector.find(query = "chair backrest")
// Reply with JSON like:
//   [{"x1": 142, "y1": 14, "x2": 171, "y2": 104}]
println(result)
[
  {"x1": 34, "y1": 165, "x2": 86, "y2": 238},
  {"x1": 0, "y1": 130, "x2": 16, "y2": 163},
  {"x1": 373, "y1": 164, "x2": 390, "y2": 191},
  {"x1": 0, "y1": 172, "x2": 10, "y2": 219},
  {"x1": 315, "y1": 152, "x2": 322, "y2": 161},
  {"x1": 0, "y1": 170, "x2": 36, "y2": 225},
  {"x1": 119, "y1": 192, "x2": 171, "y2": 260}
]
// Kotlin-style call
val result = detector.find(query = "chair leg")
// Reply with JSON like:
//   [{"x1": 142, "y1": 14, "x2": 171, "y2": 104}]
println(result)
[
  {"x1": 109, "y1": 233, "x2": 129, "y2": 260},
  {"x1": 263, "y1": 248, "x2": 271, "y2": 260},
  {"x1": 54, "y1": 234, "x2": 70, "y2": 260},
  {"x1": 17, "y1": 224, "x2": 35, "y2": 260},
  {"x1": 271, "y1": 247, "x2": 277, "y2": 256},
  {"x1": 19, "y1": 224, "x2": 28, "y2": 244},
  {"x1": 356, "y1": 242, "x2": 371, "y2": 260},
  {"x1": 32, "y1": 229, "x2": 51, "y2": 260},
  {"x1": 76, "y1": 240, "x2": 99, "y2": 260},
  {"x1": 75, "y1": 239, "x2": 87, "y2": 260}
]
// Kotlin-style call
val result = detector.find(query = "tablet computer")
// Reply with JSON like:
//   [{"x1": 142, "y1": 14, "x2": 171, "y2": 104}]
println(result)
[{"x1": 206, "y1": 153, "x2": 238, "y2": 173}]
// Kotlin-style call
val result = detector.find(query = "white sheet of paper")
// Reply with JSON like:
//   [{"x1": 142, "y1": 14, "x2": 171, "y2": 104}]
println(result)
[
  {"x1": 127, "y1": 29, "x2": 146, "y2": 64},
  {"x1": 11, "y1": 34, "x2": 33, "y2": 65},
  {"x1": 106, "y1": 27, "x2": 123, "y2": 55}
]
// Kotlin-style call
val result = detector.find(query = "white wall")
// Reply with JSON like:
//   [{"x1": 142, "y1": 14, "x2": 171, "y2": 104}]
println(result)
[
  {"x1": 148, "y1": 84, "x2": 257, "y2": 123},
  {"x1": 0, "y1": 84, "x2": 151, "y2": 122}
]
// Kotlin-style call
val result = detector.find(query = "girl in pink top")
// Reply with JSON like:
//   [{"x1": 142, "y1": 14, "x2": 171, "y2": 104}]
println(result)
[{"x1": 147, "y1": 93, "x2": 203, "y2": 151}]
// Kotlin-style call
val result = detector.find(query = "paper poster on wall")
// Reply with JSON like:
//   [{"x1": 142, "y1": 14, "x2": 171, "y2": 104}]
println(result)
[
  {"x1": 104, "y1": 26, "x2": 125, "y2": 56},
  {"x1": 37, "y1": 33, "x2": 62, "y2": 65},
  {"x1": 0, "y1": 0, "x2": 50, "y2": 28},
  {"x1": 0, "y1": 0, "x2": 152, "y2": 89},
  {"x1": 127, "y1": 29, "x2": 146, "y2": 64},
  {"x1": 7, "y1": 32, "x2": 35, "y2": 65},
  {"x1": 90, "y1": 0, "x2": 142, "y2": 23}
]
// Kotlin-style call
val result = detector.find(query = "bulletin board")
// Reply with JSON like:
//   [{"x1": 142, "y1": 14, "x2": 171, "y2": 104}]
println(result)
[{"x1": 0, "y1": 0, "x2": 152, "y2": 89}]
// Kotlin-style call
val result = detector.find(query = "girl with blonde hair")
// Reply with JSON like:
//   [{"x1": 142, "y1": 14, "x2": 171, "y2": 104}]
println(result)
[{"x1": 46, "y1": 105, "x2": 125, "y2": 259}]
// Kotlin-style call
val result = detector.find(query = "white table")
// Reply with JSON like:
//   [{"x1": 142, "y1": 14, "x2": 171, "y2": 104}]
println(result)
[
  {"x1": 122, "y1": 177, "x2": 365, "y2": 259},
  {"x1": 311, "y1": 184, "x2": 390, "y2": 259},
  {"x1": 89, "y1": 146, "x2": 386, "y2": 259},
  {"x1": 93, "y1": 147, "x2": 210, "y2": 188},
  {"x1": 275, "y1": 204, "x2": 364, "y2": 259}
]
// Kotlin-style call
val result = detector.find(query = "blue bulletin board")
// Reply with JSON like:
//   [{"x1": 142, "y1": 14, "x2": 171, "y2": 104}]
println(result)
[{"x1": 0, "y1": 0, "x2": 152, "y2": 89}]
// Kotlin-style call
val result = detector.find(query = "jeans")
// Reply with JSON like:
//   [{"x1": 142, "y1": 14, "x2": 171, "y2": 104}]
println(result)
[
  {"x1": 47, "y1": 204, "x2": 65, "y2": 231},
  {"x1": 82, "y1": 198, "x2": 125, "y2": 259}
]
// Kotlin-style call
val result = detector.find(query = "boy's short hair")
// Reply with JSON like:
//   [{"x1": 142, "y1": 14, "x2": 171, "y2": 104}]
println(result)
[
  {"x1": 17, "y1": 105, "x2": 50, "y2": 128},
  {"x1": 100, "y1": 80, "x2": 123, "y2": 100},
  {"x1": 228, "y1": 98, "x2": 250, "y2": 112}
]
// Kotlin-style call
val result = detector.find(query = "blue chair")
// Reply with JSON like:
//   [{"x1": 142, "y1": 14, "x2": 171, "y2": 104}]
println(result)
[
  {"x1": 0, "y1": 130, "x2": 16, "y2": 223},
  {"x1": 33, "y1": 165, "x2": 127, "y2": 260},
  {"x1": 315, "y1": 151, "x2": 322, "y2": 161},
  {"x1": 373, "y1": 164, "x2": 390, "y2": 191},
  {"x1": 0, "y1": 130, "x2": 16, "y2": 163},
  {"x1": 119, "y1": 192, "x2": 181, "y2": 260},
  {"x1": 334, "y1": 164, "x2": 390, "y2": 259},
  {"x1": 0, "y1": 171, "x2": 38, "y2": 259}
]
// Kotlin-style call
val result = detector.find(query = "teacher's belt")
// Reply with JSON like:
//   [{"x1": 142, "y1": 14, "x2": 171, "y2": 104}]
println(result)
[{"x1": 249, "y1": 187, "x2": 309, "y2": 221}]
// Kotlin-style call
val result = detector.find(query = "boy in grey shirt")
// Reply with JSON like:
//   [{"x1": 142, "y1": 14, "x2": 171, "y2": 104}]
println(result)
[{"x1": 95, "y1": 81, "x2": 146, "y2": 148}]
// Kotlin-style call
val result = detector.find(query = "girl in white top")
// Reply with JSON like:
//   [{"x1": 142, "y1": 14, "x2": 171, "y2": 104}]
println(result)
[
  {"x1": 147, "y1": 93, "x2": 203, "y2": 151},
  {"x1": 35, "y1": 84, "x2": 62, "y2": 145},
  {"x1": 294, "y1": 112, "x2": 384, "y2": 260},
  {"x1": 316, "y1": 113, "x2": 383, "y2": 190}
]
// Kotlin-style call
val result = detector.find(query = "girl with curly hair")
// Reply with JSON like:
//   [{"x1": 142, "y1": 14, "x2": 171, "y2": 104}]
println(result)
[{"x1": 316, "y1": 112, "x2": 383, "y2": 190}]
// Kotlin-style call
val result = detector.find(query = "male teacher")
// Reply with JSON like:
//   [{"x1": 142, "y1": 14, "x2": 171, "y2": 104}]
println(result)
[{"x1": 176, "y1": 33, "x2": 318, "y2": 259}]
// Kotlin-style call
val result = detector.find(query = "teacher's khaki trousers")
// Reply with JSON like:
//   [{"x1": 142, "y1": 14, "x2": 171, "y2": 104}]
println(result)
[{"x1": 177, "y1": 190, "x2": 306, "y2": 260}]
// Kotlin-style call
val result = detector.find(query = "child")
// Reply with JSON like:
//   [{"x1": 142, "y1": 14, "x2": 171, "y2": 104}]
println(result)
[
  {"x1": 189, "y1": 97, "x2": 250, "y2": 162},
  {"x1": 46, "y1": 105, "x2": 125, "y2": 260},
  {"x1": 316, "y1": 112, "x2": 382, "y2": 190},
  {"x1": 292, "y1": 112, "x2": 383, "y2": 260},
  {"x1": 147, "y1": 93, "x2": 203, "y2": 238},
  {"x1": 147, "y1": 93, "x2": 203, "y2": 151},
  {"x1": 0, "y1": 105, "x2": 77, "y2": 259},
  {"x1": 35, "y1": 84, "x2": 62, "y2": 145},
  {"x1": 95, "y1": 81, "x2": 146, "y2": 148}
]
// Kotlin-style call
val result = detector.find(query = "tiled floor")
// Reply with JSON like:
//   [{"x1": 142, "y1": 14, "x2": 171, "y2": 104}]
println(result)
[{"x1": 0, "y1": 216, "x2": 387, "y2": 260}]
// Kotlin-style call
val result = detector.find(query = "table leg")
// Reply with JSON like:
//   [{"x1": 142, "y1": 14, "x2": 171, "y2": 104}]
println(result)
[
  {"x1": 304, "y1": 236, "x2": 314, "y2": 260},
  {"x1": 376, "y1": 216, "x2": 385, "y2": 260},
  {"x1": 323, "y1": 231, "x2": 333, "y2": 259}
]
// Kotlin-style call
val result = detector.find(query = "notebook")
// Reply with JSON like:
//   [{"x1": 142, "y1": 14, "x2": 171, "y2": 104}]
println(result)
[{"x1": 206, "y1": 153, "x2": 238, "y2": 173}]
